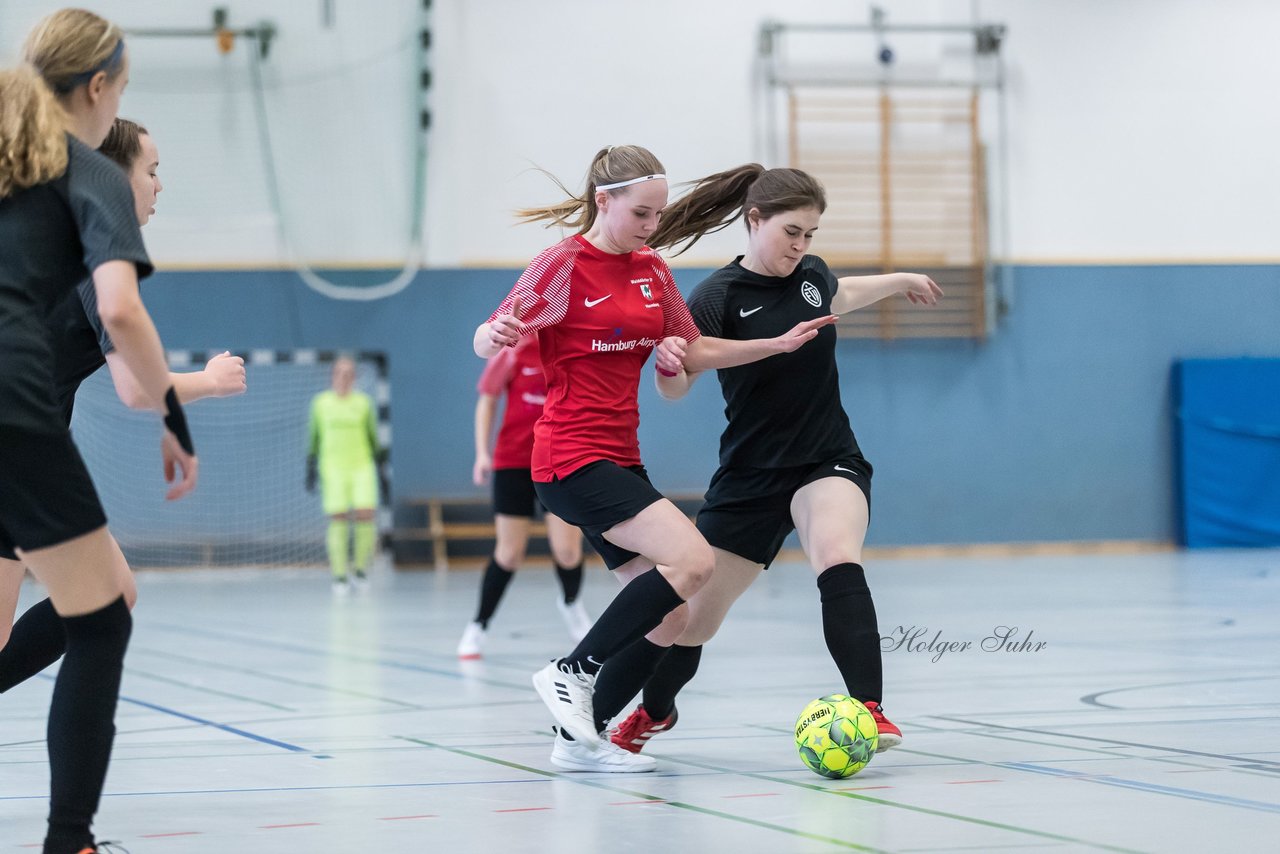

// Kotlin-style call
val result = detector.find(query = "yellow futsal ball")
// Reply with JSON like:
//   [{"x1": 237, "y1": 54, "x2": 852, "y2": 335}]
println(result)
[{"x1": 795, "y1": 694, "x2": 879, "y2": 779}]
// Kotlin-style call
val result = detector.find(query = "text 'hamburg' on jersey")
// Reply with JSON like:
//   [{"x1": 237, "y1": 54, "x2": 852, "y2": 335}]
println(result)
[{"x1": 590, "y1": 335, "x2": 661, "y2": 352}]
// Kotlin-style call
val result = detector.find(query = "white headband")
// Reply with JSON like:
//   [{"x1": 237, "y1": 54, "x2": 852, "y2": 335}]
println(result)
[{"x1": 596, "y1": 173, "x2": 666, "y2": 192}]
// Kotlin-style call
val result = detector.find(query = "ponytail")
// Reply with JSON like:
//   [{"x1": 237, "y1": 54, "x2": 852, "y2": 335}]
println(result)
[
  {"x1": 0, "y1": 65, "x2": 68, "y2": 200},
  {"x1": 648, "y1": 164, "x2": 766, "y2": 255},
  {"x1": 650, "y1": 165, "x2": 828, "y2": 256}
]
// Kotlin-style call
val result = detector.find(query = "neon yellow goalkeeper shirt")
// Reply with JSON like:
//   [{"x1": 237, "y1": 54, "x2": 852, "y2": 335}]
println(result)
[{"x1": 308, "y1": 390, "x2": 379, "y2": 470}]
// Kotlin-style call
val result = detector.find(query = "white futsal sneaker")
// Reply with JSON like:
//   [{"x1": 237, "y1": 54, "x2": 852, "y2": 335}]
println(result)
[
  {"x1": 331, "y1": 578, "x2": 350, "y2": 596},
  {"x1": 532, "y1": 659, "x2": 599, "y2": 746},
  {"x1": 556, "y1": 597, "x2": 592, "y2": 642},
  {"x1": 456, "y1": 621, "x2": 486, "y2": 660},
  {"x1": 550, "y1": 727, "x2": 656, "y2": 773}
]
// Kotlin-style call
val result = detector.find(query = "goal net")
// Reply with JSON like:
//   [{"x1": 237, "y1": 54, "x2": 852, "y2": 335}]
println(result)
[{"x1": 70, "y1": 350, "x2": 390, "y2": 569}]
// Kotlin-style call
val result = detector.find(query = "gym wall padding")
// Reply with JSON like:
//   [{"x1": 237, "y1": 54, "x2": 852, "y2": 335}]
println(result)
[{"x1": 1175, "y1": 358, "x2": 1280, "y2": 548}]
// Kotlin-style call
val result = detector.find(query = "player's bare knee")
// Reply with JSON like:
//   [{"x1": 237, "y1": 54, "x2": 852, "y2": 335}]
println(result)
[
  {"x1": 550, "y1": 543, "x2": 582, "y2": 567},
  {"x1": 677, "y1": 619, "x2": 719, "y2": 647},
  {"x1": 662, "y1": 602, "x2": 690, "y2": 635},
  {"x1": 494, "y1": 547, "x2": 524, "y2": 570},
  {"x1": 680, "y1": 542, "x2": 716, "y2": 594},
  {"x1": 809, "y1": 545, "x2": 862, "y2": 574},
  {"x1": 647, "y1": 603, "x2": 690, "y2": 645}
]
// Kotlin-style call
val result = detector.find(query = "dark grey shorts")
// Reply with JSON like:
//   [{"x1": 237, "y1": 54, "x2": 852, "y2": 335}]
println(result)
[
  {"x1": 535, "y1": 460, "x2": 664, "y2": 569},
  {"x1": 0, "y1": 427, "x2": 108, "y2": 559},
  {"x1": 696, "y1": 454, "x2": 872, "y2": 569}
]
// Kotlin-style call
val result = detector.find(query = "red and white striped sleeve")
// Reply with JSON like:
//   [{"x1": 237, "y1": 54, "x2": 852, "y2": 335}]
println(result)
[
  {"x1": 652, "y1": 255, "x2": 702, "y2": 342},
  {"x1": 488, "y1": 239, "x2": 576, "y2": 336}
]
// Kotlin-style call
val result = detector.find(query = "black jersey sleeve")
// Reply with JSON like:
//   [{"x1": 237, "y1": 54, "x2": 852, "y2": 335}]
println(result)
[
  {"x1": 74, "y1": 278, "x2": 115, "y2": 356},
  {"x1": 687, "y1": 267, "x2": 734, "y2": 338},
  {"x1": 66, "y1": 137, "x2": 154, "y2": 281},
  {"x1": 802, "y1": 255, "x2": 839, "y2": 300}
]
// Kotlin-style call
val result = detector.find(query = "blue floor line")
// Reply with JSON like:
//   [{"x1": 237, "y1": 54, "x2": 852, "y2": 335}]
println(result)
[
  {"x1": 118, "y1": 694, "x2": 312, "y2": 754},
  {"x1": 1001, "y1": 761, "x2": 1280, "y2": 814}
]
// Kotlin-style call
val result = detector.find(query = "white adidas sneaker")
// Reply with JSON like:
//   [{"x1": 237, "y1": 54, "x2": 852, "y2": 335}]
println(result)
[
  {"x1": 550, "y1": 729, "x2": 656, "y2": 773},
  {"x1": 532, "y1": 660, "x2": 599, "y2": 745}
]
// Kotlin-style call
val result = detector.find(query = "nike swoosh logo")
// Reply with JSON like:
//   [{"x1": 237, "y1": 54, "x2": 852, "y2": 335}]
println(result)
[
  {"x1": 834, "y1": 465, "x2": 858, "y2": 474},
  {"x1": 584, "y1": 295, "x2": 612, "y2": 308},
  {"x1": 739, "y1": 306, "x2": 763, "y2": 317}
]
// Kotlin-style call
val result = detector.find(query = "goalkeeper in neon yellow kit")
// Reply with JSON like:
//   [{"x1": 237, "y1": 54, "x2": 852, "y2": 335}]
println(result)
[{"x1": 306, "y1": 356, "x2": 387, "y2": 592}]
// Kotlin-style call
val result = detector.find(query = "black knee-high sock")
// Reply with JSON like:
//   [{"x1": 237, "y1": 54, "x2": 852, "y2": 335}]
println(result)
[
  {"x1": 554, "y1": 559, "x2": 584, "y2": 604},
  {"x1": 560, "y1": 568, "x2": 683, "y2": 676},
  {"x1": 641, "y1": 643, "x2": 702, "y2": 720},
  {"x1": 0, "y1": 598, "x2": 65, "y2": 693},
  {"x1": 591, "y1": 638, "x2": 670, "y2": 732},
  {"x1": 817, "y1": 563, "x2": 882, "y2": 705},
  {"x1": 474, "y1": 557, "x2": 515, "y2": 628},
  {"x1": 44, "y1": 595, "x2": 131, "y2": 854}
]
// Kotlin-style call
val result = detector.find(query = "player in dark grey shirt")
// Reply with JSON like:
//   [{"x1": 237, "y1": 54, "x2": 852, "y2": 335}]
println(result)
[
  {"x1": 1, "y1": 118, "x2": 244, "y2": 709},
  {"x1": 0, "y1": 11, "x2": 197, "y2": 851},
  {"x1": 598, "y1": 166, "x2": 942, "y2": 763},
  {"x1": 685, "y1": 253, "x2": 859, "y2": 469}
]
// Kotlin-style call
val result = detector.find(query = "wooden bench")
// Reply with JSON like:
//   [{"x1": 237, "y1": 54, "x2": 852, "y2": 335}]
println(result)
[{"x1": 391, "y1": 495, "x2": 704, "y2": 571}]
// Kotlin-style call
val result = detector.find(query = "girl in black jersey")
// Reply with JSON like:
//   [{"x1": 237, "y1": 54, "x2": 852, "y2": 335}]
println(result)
[
  {"x1": 603, "y1": 165, "x2": 942, "y2": 759},
  {"x1": 0, "y1": 118, "x2": 245, "y2": 702},
  {"x1": 0, "y1": 11, "x2": 198, "y2": 853}
]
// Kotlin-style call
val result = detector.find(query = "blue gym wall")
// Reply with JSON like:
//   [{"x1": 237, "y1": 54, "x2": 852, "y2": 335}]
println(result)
[{"x1": 138, "y1": 263, "x2": 1280, "y2": 546}]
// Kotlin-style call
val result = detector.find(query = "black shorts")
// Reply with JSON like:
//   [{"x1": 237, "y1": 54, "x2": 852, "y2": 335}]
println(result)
[
  {"x1": 695, "y1": 453, "x2": 872, "y2": 570},
  {"x1": 492, "y1": 467, "x2": 544, "y2": 518},
  {"x1": 0, "y1": 427, "x2": 108, "y2": 560},
  {"x1": 534, "y1": 460, "x2": 664, "y2": 569}
]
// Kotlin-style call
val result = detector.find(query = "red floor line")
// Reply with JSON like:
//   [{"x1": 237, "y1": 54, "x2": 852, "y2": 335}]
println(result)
[
  {"x1": 493, "y1": 807, "x2": 552, "y2": 813},
  {"x1": 609, "y1": 800, "x2": 669, "y2": 806},
  {"x1": 838, "y1": 785, "x2": 895, "y2": 791},
  {"x1": 378, "y1": 814, "x2": 440, "y2": 820},
  {"x1": 141, "y1": 831, "x2": 204, "y2": 838},
  {"x1": 260, "y1": 822, "x2": 323, "y2": 829}
]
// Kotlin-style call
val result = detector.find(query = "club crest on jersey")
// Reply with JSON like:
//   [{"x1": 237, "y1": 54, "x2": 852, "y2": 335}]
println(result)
[
  {"x1": 640, "y1": 283, "x2": 653, "y2": 300},
  {"x1": 801, "y1": 280, "x2": 823, "y2": 307}
]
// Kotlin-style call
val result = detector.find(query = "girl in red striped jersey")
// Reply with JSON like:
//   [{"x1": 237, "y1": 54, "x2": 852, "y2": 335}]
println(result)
[
  {"x1": 474, "y1": 145, "x2": 834, "y2": 772},
  {"x1": 457, "y1": 333, "x2": 591, "y2": 659}
]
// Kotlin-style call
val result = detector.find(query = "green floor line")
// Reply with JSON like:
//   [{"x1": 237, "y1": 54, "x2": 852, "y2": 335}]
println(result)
[
  {"x1": 662, "y1": 753, "x2": 1148, "y2": 854},
  {"x1": 399, "y1": 736, "x2": 892, "y2": 853}
]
